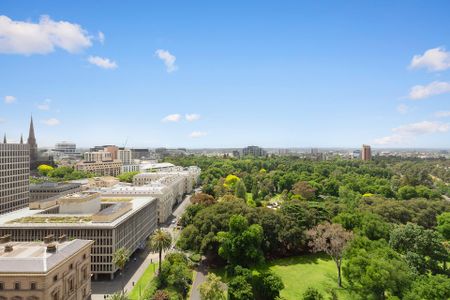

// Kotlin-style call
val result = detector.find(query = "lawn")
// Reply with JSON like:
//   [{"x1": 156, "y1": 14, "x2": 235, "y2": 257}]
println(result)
[
  {"x1": 211, "y1": 253, "x2": 352, "y2": 300},
  {"x1": 128, "y1": 263, "x2": 157, "y2": 300}
]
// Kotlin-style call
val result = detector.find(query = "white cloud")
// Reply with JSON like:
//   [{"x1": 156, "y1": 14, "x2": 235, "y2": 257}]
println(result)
[
  {"x1": 374, "y1": 121, "x2": 449, "y2": 145},
  {"x1": 4, "y1": 95, "x2": 16, "y2": 104},
  {"x1": 155, "y1": 49, "x2": 178, "y2": 73},
  {"x1": 397, "y1": 104, "x2": 409, "y2": 114},
  {"x1": 42, "y1": 118, "x2": 60, "y2": 126},
  {"x1": 189, "y1": 131, "x2": 207, "y2": 138},
  {"x1": 162, "y1": 114, "x2": 181, "y2": 122},
  {"x1": 435, "y1": 111, "x2": 450, "y2": 118},
  {"x1": 0, "y1": 15, "x2": 92, "y2": 55},
  {"x1": 408, "y1": 81, "x2": 450, "y2": 100},
  {"x1": 88, "y1": 56, "x2": 117, "y2": 69},
  {"x1": 37, "y1": 99, "x2": 51, "y2": 110},
  {"x1": 410, "y1": 47, "x2": 450, "y2": 72},
  {"x1": 185, "y1": 114, "x2": 200, "y2": 122},
  {"x1": 98, "y1": 31, "x2": 105, "y2": 44}
]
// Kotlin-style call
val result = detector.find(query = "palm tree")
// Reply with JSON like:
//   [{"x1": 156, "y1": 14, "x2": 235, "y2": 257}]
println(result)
[
  {"x1": 107, "y1": 291, "x2": 129, "y2": 300},
  {"x1": 148, "y1": 229, "x2": 172, "y2": 275},
  {"x1": 112, "y1": 247, "x2": 130, "y2": 292}
]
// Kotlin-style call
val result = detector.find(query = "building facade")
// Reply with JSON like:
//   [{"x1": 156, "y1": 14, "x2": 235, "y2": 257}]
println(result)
[
  {"x1": 242, "y1": 145, "x2": 266, "y2": 157},
  {"x1": 0, "y1": 237, "x2": 93, "y2": 300},
  {"x1": 362, "y1": 144, "x2": 372, "y2": 161},
  {"x1": 0, "y1": 141, "x2": 30, "y2": 215},
  {"x1": 117, "y1": 149, "x2": 132, "y2": 165},
  {"x1": 30, "y1": 182, "x2": 82, "y2": 202},
  {"x1": 75, "y1": 160, "x2": 122, "y2": 177}
]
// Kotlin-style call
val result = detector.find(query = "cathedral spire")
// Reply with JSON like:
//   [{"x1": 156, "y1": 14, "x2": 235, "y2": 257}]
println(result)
[
  {"x1": 3, "y1": 134, "x2": 6, "y2": 144},
  {"x1": 27, "y1": 115, "x2": 38, "y2": 164},
  {"x1": 20, "y1": 134, "x2": 23, "y2": 144}
]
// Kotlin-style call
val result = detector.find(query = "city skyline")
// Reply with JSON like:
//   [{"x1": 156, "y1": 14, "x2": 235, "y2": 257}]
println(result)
[{"x1": 1, "y1": 1, "x2": 450, "y2": 148}]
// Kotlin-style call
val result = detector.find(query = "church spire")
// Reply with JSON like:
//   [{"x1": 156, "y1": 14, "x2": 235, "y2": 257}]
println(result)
[
  {"x1": 20, "y1": 134, "x2": 23, "y2": 144},
  {"x1": 27, "y1": 115, "x2": 38, "y2": 164},
  {"x1": 3, "y1": 134, "x2": 6, "y2": 144},
  {"x1": 28, "y1": 115, "x2": 36, "y2": 142}
]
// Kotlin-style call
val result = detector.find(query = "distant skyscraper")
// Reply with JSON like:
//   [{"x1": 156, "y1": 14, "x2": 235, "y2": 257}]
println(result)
[
  {"x1": 27, "y1": 116, "x2": 38, "y2": 166},
  {"x1": 0, "y1": 137, "x2": 30, "y2": 215},
  {"x1": 362, "y1": 144, "x2": 372, "y2": 161},
  {"x1": 242, "y1": 146, "x2": 266, "y2": 157}
]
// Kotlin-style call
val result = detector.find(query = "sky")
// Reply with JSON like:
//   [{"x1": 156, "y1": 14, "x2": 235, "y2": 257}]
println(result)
[{"x1": 1, "y1": 1, "x2": 450, "y2": 149}]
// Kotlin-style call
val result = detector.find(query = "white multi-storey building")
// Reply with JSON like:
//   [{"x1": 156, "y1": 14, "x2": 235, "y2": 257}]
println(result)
[{"x1": 0, "y1": 140, "x2": 30, "y2": 215}]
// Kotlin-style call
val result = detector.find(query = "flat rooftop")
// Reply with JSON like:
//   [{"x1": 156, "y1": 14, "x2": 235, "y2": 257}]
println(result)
[
  {"x1": 0, "y1": 239, "x2": 93, "y2": 273},
  {"x1": 0, "y1": 197, "x2": 156, "y2": 228}
]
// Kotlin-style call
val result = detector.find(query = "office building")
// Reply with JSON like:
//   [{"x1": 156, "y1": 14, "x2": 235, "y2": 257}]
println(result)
[
  {"x1": 130, "y1": 148, "x2": 150, "y2": 159},
  {"x1": 30, "y1": 182, "x2": 82, "y2": 202},
  {"x1": 242, "y1": 145, "x2": 266, "y2": 157},
  {"x1": 118, "y1": 149, "x2": 132, "y2": 165},
  {"x1": 0, "y1": 192, "x2": 158, "y2": 279},
  {"x1": 0, "y1": 138, "x2": 30, "y2": 215},
  {"x1": 52, "y1": 141, "x2": 81, "y2": 159},
  {"x1": 75, "y1": 160, "x2": 122, "y2": 177},
  {"x1": 362, "y1": 144, "x2": 372, "y2": 161},
  {"x1": 0, "y1": 237, "x2": 93, "y2": 300}
]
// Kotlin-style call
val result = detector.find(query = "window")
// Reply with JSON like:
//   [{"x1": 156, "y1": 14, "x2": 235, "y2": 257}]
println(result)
[
  {"x1": 30, "y1": 282, "x2": 37, "y2": 290},
  {"x1": 69, "y1": 263, "x2": 73, "y2": 270},
  {"x1": 14, "y1": 282, "x2": 20, "y2": 290},
  {"x1": 53, "y1": 275, "x2": 58, "y2": 282},
  {"x1": 0, "y1": 282, "x2": 3, "y2": 290}
]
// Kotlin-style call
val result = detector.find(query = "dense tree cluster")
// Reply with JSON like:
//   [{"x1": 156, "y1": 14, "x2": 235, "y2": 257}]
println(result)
[{"x1": 170, "y1": 155, "x2": 450, "y2": 300}]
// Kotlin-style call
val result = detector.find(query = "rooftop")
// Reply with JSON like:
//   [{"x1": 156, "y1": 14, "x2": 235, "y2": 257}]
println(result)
[{"x1": 0, "y1": 239, "x2": 93, "y2": 273}]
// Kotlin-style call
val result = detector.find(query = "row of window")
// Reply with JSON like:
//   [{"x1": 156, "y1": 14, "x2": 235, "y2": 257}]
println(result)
[{"x1": 0, "y1": 282, "x2": 37, "y2": 290}]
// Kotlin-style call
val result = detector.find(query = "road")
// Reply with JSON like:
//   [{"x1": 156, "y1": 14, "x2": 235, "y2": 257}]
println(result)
[{"x1": 91, "y1": 193, "x2": 193, "y2": 299}]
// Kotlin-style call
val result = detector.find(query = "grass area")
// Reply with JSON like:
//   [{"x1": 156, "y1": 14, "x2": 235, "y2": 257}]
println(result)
[
  {"x1": 211, "y1": 253, "x2": 352, "y2": 300},
  {"x1": 8, "y1": 216, "x2": 92, "y2": 224},
  {"x1": 128, "y1": 263, "x2": 157, "y2": 300}
]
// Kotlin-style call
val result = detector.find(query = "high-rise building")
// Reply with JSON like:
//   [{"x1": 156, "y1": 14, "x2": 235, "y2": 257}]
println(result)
[
  {"x1": 0, "y1": 137, "x2": 30, "y2": 215},
  {"x1": 362, "y1": 144, "x2": 372, "y2": 161},
  {"x1": 118, "y1": 149, "x2": 132, "y2": 165},
  {"x1": 242, "y1": 145, "x2": 266, "y2": 157},
  {"x1": 52, "y1": 141, "x2": 81, "y2": 158}
]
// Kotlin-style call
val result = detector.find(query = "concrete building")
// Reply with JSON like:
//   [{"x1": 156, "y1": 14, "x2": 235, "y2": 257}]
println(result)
[
  {"x1": 52, "y1": 142, "x2": 81, "y2": 159},
  {"x1": 0, "y1": 192, "x2": 158, "y2": 279},
  {"x1": 83, "y1": 151, "x2": 112, "y2": 162},
  {"x1": 121, "y1": 164, "x2": 140, "y2": 174},
  {"x1": 118, "y1": 149, "x2": 132, "y2": 165},
  {"x1": 75, "y1": 160, "x2": 122, "y2": 177},
  {"x1": 242, "y1": 145, "x2": 266, "y2": 157},
  {"x1": 362, "y1": 144, "x2": 372, "y2": 161},
  {"x1": 30, "y1": 182, "x2": 82, "y2": 202},
  {"x1": 0, "y1": 139, "x2": 30, "y2": 215},
  {"x1": 130, "y1": 148, "x2": 150, "y2": 160},
  {"x1": 0, "y1": 237, "x2": 93, "y2": 300}
]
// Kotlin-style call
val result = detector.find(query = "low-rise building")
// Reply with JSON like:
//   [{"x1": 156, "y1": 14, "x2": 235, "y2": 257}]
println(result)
[
  {"x1": 0, "y1": 192, "x2": 158, "y2": 279},
  {"x1": 75, "y1": 160, "x2": 122, "y2": 177},
  {"x1": 30, "y1": 182, "x2": 82, "y2": 202},
  {"x1": 0, "y1": 237, "x2": 93, "y2": 300}
]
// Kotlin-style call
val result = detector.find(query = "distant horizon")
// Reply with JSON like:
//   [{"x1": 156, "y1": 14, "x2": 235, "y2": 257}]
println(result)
[{"x1": 2, "y1": 1, "x2": 450, "y2": 148}]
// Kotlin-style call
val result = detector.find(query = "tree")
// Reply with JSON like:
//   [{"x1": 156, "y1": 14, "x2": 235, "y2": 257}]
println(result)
[
  {"x1": 389, "y1": 223, "x2": 448, "y2": 274},
  {"x1": 292, "y1": 181, "x2": 317, "y2": 200},
  {"x1": 397, "y1": 185, "x2": 418, "y2": 200},
  {"x1": 404, "y1": 274, "x2": 450, "y2": 300},
  {"x1": 217, "y1": 215, "x2": 264, "y2": 267},
  {"x1": 152, "y1": 290, "x2": 170, "y2": 300},
  {"x1": 343, "y1": 237, "x2": 413, "y2": 299},
  {"x1": 199, "y1": 273, "x2": 226, "y2": 300},
  {"x1": 108, "y1": 292, "x2": 129, "y2": 300},
  {"x1": 437, "y1": 212, "x2": 450, "y2": 240},
  {"x1": 235, "y1": 180, "x2": 247, "y2": 201},
  {"x1": 117, "y1": 171, "x2": 139, "y2": 183},
  {"x1": 148, "y1": 229, "x2": 172, "y2": 275},
  {"x1": 302, "y1": 287, "x2": 324, "y2": 300},
  {"x1": 191, "y1": 193, "x2": 216, "y2": 206},
  {"x1": 37, "y1": 164, "x2": 54, "y2": 176},
  {"x1": 112, "y1": 247, "x2": 130, "y2": 293},
  {"x1": 228, "y1": 267, "x2": 254, "y2": 300},
  {"x1": 307, "y1": 223, "x2": 353, "y2": 287},
  {"x1": 223, "y1": 174, "x2": 240, "y2": 190},
  {"x1": 253, "y1": 271, "x2": 284, "y2": 300}
]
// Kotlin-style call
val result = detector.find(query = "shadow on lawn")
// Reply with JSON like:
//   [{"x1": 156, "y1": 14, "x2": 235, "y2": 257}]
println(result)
[{"x1": 266, "y1": 252, "x2": 330, "y2": 268}]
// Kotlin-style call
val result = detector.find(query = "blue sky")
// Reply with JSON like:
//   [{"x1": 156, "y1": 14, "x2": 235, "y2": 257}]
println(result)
[{"x1": 1, "y1": 1, "x2": 450, "y2": 148}]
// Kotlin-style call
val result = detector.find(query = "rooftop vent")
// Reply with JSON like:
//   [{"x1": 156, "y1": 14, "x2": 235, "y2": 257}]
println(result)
[
  {"x1": 44, "y1": 234, "x2": 54, "y2": 244},
  {"x1": 58, "y1": 235, "x2": 67, "y2": 243},
  {"x1": 0, "y1": 234, "x2": 11, "y2": 244},
  {"x1": 46, "y1": 243, "x2": 57, "y2": 253},
  {"x1": 4, "y1": 244, "x2": 13, "y2": 252}
]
